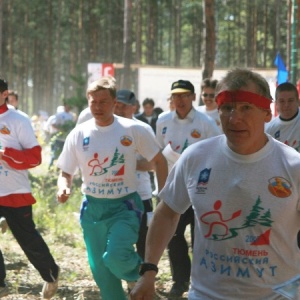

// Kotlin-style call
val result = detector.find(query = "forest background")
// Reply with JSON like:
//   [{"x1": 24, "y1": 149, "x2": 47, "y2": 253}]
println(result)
[
  {"x1": 0, "y1": 0, "x2": 299, "y2": 117},
  {"x1": 0, "y1": 1, "x2": 300, "y2": 298}
]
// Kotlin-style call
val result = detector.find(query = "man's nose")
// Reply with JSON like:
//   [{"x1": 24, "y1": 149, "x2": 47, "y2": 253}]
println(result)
[{"x1": 228, "y1": 108, "x2": 243, "y2": 120}]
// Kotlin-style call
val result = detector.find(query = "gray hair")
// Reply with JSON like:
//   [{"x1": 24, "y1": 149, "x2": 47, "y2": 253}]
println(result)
[{"x1": 216, "y1": 68, "x2": 272, "y2": 100}]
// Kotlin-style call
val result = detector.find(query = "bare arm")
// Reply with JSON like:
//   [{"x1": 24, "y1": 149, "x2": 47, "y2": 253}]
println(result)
[
  {"x1": 150, "y1": 151, "x2": 168, "y2": 192},
  {"x1": 57, "y1": 171, "x2": 73, "y2": 203},
  {"x1": 130, "y1": 202, "x2": 180, "y2": 299},
  {"x1": 136, "y1": 158, "x2": 155, "y2": 172}
]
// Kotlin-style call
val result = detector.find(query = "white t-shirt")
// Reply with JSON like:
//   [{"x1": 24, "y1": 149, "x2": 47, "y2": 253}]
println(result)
[
  {"x1": 44, "y1": 114, "x2": 58, "y2": 134},
  {"x1": 156, "y1": 108, "x2": 221, "y2": 171},
  {"x1": 57, "y1": 115, "x2": 161, "y2": 199},
  {"x1": 55, "y1": 111, "x2": 74, "y2": 125},
  {"x1": 133, "y1": 117, "x2": 154, "y2": 200},
  {"x1": 77, "y1": 107, "x2": 93, "y2": 125},
  {"x1": 0, "y1": 109, "x2": 38, "y2": 196},
  {"x1": 265, "y1": 109, "x2": 300, "y2": 152},
  {"x1": 159, "y1": 134, "x2": 300, "y2": 299},
  {"x1": 196, "y1": 105, "x2": 222, "y2": 131}
]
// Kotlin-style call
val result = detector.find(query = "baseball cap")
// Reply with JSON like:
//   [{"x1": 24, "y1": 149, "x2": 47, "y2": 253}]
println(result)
[
  {"x1": 116, "y1": 89, "x2": 136, "y2": 105},
  {"x1": 171, "y1": 80, "x2": 194, "y2": 94}
]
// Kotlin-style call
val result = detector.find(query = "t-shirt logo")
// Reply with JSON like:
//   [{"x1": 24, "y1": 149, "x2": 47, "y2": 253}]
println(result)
[
  {"x1": 199, "y1": 197, "x2": 273, "y2": 245},
  {"x1": 120, "y1": 135, "x2": 132, "y2": 146},
  {"x1": 0, "y1": 125, "x2": 10, "y2": 135},
  {"x1": 191, "y1": 129, "x2": 201, "y2": 138},
  {"x1": 268, "y1": 176, "x2": 292, "y2": 198},
  {"x1": 83, "y1": 137, "x2": 90, "y2": 146}
]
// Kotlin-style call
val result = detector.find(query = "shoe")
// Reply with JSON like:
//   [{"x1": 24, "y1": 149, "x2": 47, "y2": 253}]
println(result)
[
  {"x1": 169, "y1": 281, "x2": 189, "y2": 297},
  {"x1": 0, "y1": 285, "x2": 9, "y2": 298},
  {"x1": 0, "y1": 218, "x2": 8, "y2": 234},
  {"x1": 41, "y1": 269, "x2": 59, "y2": 299}
]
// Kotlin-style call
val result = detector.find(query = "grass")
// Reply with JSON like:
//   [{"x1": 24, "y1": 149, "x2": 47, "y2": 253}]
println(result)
[{"x1": 1, "y1": 149, "x2": 191, "y2": 299}]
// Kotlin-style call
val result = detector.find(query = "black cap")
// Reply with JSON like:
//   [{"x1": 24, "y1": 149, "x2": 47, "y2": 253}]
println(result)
[
  {"x1": 171, "y1": 80, "x2": 194, "y2": 94},
  {"x1": 116, "y1": 89, "x2": 136, "y2": 105}
]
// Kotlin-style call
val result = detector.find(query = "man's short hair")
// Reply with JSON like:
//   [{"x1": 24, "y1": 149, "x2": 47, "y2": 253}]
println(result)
[
  {"x1": 142, "y1": 98, "x2": 155, "y2": 107},
  {"x1": 275, "y1": 82, "x2": 299, "y2": 101},
  {"x1": 216, "y1": 68, "x2": 272, "y2": 100},
  {"x1": 86, "y1": 76, "x2": 117, "y2": 98},
  {"x1": 8, "y1": 90, "x2": 18, "y2": 100},
  {"x1": 201, "y1": 78, "x2": 218, "y2": 90},
  {"x1": 0, "y1": 78, "x2": 8, "y2": 93}
]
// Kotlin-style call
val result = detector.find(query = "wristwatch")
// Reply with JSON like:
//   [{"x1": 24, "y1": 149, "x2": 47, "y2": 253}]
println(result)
[{"x1": 139, "y1": 263, "x2": 159, "y2": 276}]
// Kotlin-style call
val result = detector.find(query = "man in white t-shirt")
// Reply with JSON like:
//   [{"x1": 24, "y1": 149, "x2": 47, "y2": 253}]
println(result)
[
  {"x1": 114, "y1": 89, "x2": 156, "y2": 262},
  {"x1": 265, "y1": 82, "x2": 300, "y2": 248},
  {"x1": 76, "y1": 89, "x2": 156, "y2": 263},
  {"x1": 265, "y1": 82, "x2": 300, "y2": 151},
  {"x1": 131, "y1": 68, "x2": 300, "y2": 300},
  {"x1": 7, "y1": 90, "x2": 30, "y2": 118},
  {"x1": 56, "y1": 76, "x2": 168, "y2": 300},
  {"x1": 48, "y1": 102, "x2": 75, "y2": 168},
  {"x1": 156, "y1": 79, "x2": 221, "y2": 297},
  {"x1": 197, "y1": 78, "x2": 222, "y2": 131},
  {"x1": 0, "y1": 78, "x2": 59, "y2": 299}
]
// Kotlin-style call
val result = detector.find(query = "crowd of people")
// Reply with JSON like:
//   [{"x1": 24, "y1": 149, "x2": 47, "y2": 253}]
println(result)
[{"x1": 1, "y1": 68, "x2": 300, "y2": 300}]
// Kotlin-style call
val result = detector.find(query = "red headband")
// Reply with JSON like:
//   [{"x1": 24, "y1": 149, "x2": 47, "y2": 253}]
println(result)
[{"x1": 216, "y1": 90, "x2": 271, "y2": 110}]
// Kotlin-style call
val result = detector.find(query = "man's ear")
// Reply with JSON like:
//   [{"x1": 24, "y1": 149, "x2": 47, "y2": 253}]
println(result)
[
  {"x1": 2, "y1": 90, "x2": 8, "y2": 99},
  {"x1": 264, "y1": 109, "x2": 273, "y2": 123}
]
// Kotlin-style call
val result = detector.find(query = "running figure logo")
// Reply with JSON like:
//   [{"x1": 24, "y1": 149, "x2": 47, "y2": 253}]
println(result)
[
  {"x1": 88, "y1": 153, "x2": 109, "y2": 175},
  {"x1": 200, "y1": 197, "x2": 273, "y2": 245},
  {"x1": 200, "y1": 200, "x2": 241, "y2": 239},
  {"x1": 87, "y1": 148, "x2": 125, "y2": 176}
]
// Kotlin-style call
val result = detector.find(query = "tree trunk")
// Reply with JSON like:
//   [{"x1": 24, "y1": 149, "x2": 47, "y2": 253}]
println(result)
[
  {"x1": 46, "y1": 0, "x2": 54, "y2": 113},
  {"x1": 146, "y1": 0, "x2": 158, "y2": 65},
  {"x1": 286, "y1": 0, "x2": 291, "y2": 71},
  {"x1": 135, "y1": 0, "x2": 142, "y2": 64},
  {"x1": 121, "y1": 0, "x2": 132, "y2": 89},
  {"x1": 202, "y1": 0, "x2": 215, "y2": 79},
  {"x1": 252, "y1": 0, "x2": 257, "y2": 67},
  {"x1": 192, "y1": 3, "x2": 202, "y2": 67},
  {"x1": 246, "y1": 1, "x2": 253, "y2": 66},
  {"x1": 174, "y1": 0, "x2": 181, "y2": 67},
  {"x1": 263, "y1": 2, "x2": 268, "y2": 67}
]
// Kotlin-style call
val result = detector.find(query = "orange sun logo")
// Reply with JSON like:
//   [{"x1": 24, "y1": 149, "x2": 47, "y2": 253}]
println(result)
[
  {"x1": 268, "y1": 177, "x2": 292, "y2": 198},
  {"x1": 191, "y1": 129, "x2": 201, "y2": 138},
  {"x1": 0, "y1": 126, "x2": 10, "y2": 135},
  {"x1": 120, "y1": 135, "x2": 132, "y2": 146}
]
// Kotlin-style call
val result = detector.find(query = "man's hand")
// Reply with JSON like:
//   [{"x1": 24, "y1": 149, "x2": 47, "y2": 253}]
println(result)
[
  {"x1": 130, "y1": 273, "x2": 156, "y2": 300},
  {"x1": 57, "y1": 171, "x2": 73, "y2": 203},
  {"x1": 57, "y1": 187, "x2": 71, "y2": 203}
]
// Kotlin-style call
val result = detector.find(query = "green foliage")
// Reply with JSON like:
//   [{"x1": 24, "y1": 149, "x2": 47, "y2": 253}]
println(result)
[
  {"x1": 29, "y1": 170, "x2": 85, "y2": 249},
  {"x1": 48, "y1": 120, "x2": 76, "y2": 162},
  {"x1": 51, "y1": 120, "x2": 76, "y2": 140},
  {"x1": 64, "y1": 65, "x2": 88, "y2": 114},
  {"x1": 0, "y1": 0, "x2": 295, "y2": 116}
]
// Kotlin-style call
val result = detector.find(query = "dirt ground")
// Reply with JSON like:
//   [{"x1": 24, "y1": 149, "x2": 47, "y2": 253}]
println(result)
[
  {"x1": 1, "y1": 229, "x2": 189, "y2": 300},
  {"x1": 0, "y1": 148, "x2": 190, "y2": 299}
]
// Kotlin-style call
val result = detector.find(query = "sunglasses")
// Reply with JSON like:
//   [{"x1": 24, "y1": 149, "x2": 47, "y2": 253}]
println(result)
[{"x1": 202, "y1": 93, "x2": 215, "y2": 98}]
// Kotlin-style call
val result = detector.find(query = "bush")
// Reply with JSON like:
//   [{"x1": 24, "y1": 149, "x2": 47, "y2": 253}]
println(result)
[{"x1": 30, "y1": 169, "x2": 85, "y2": 249}]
